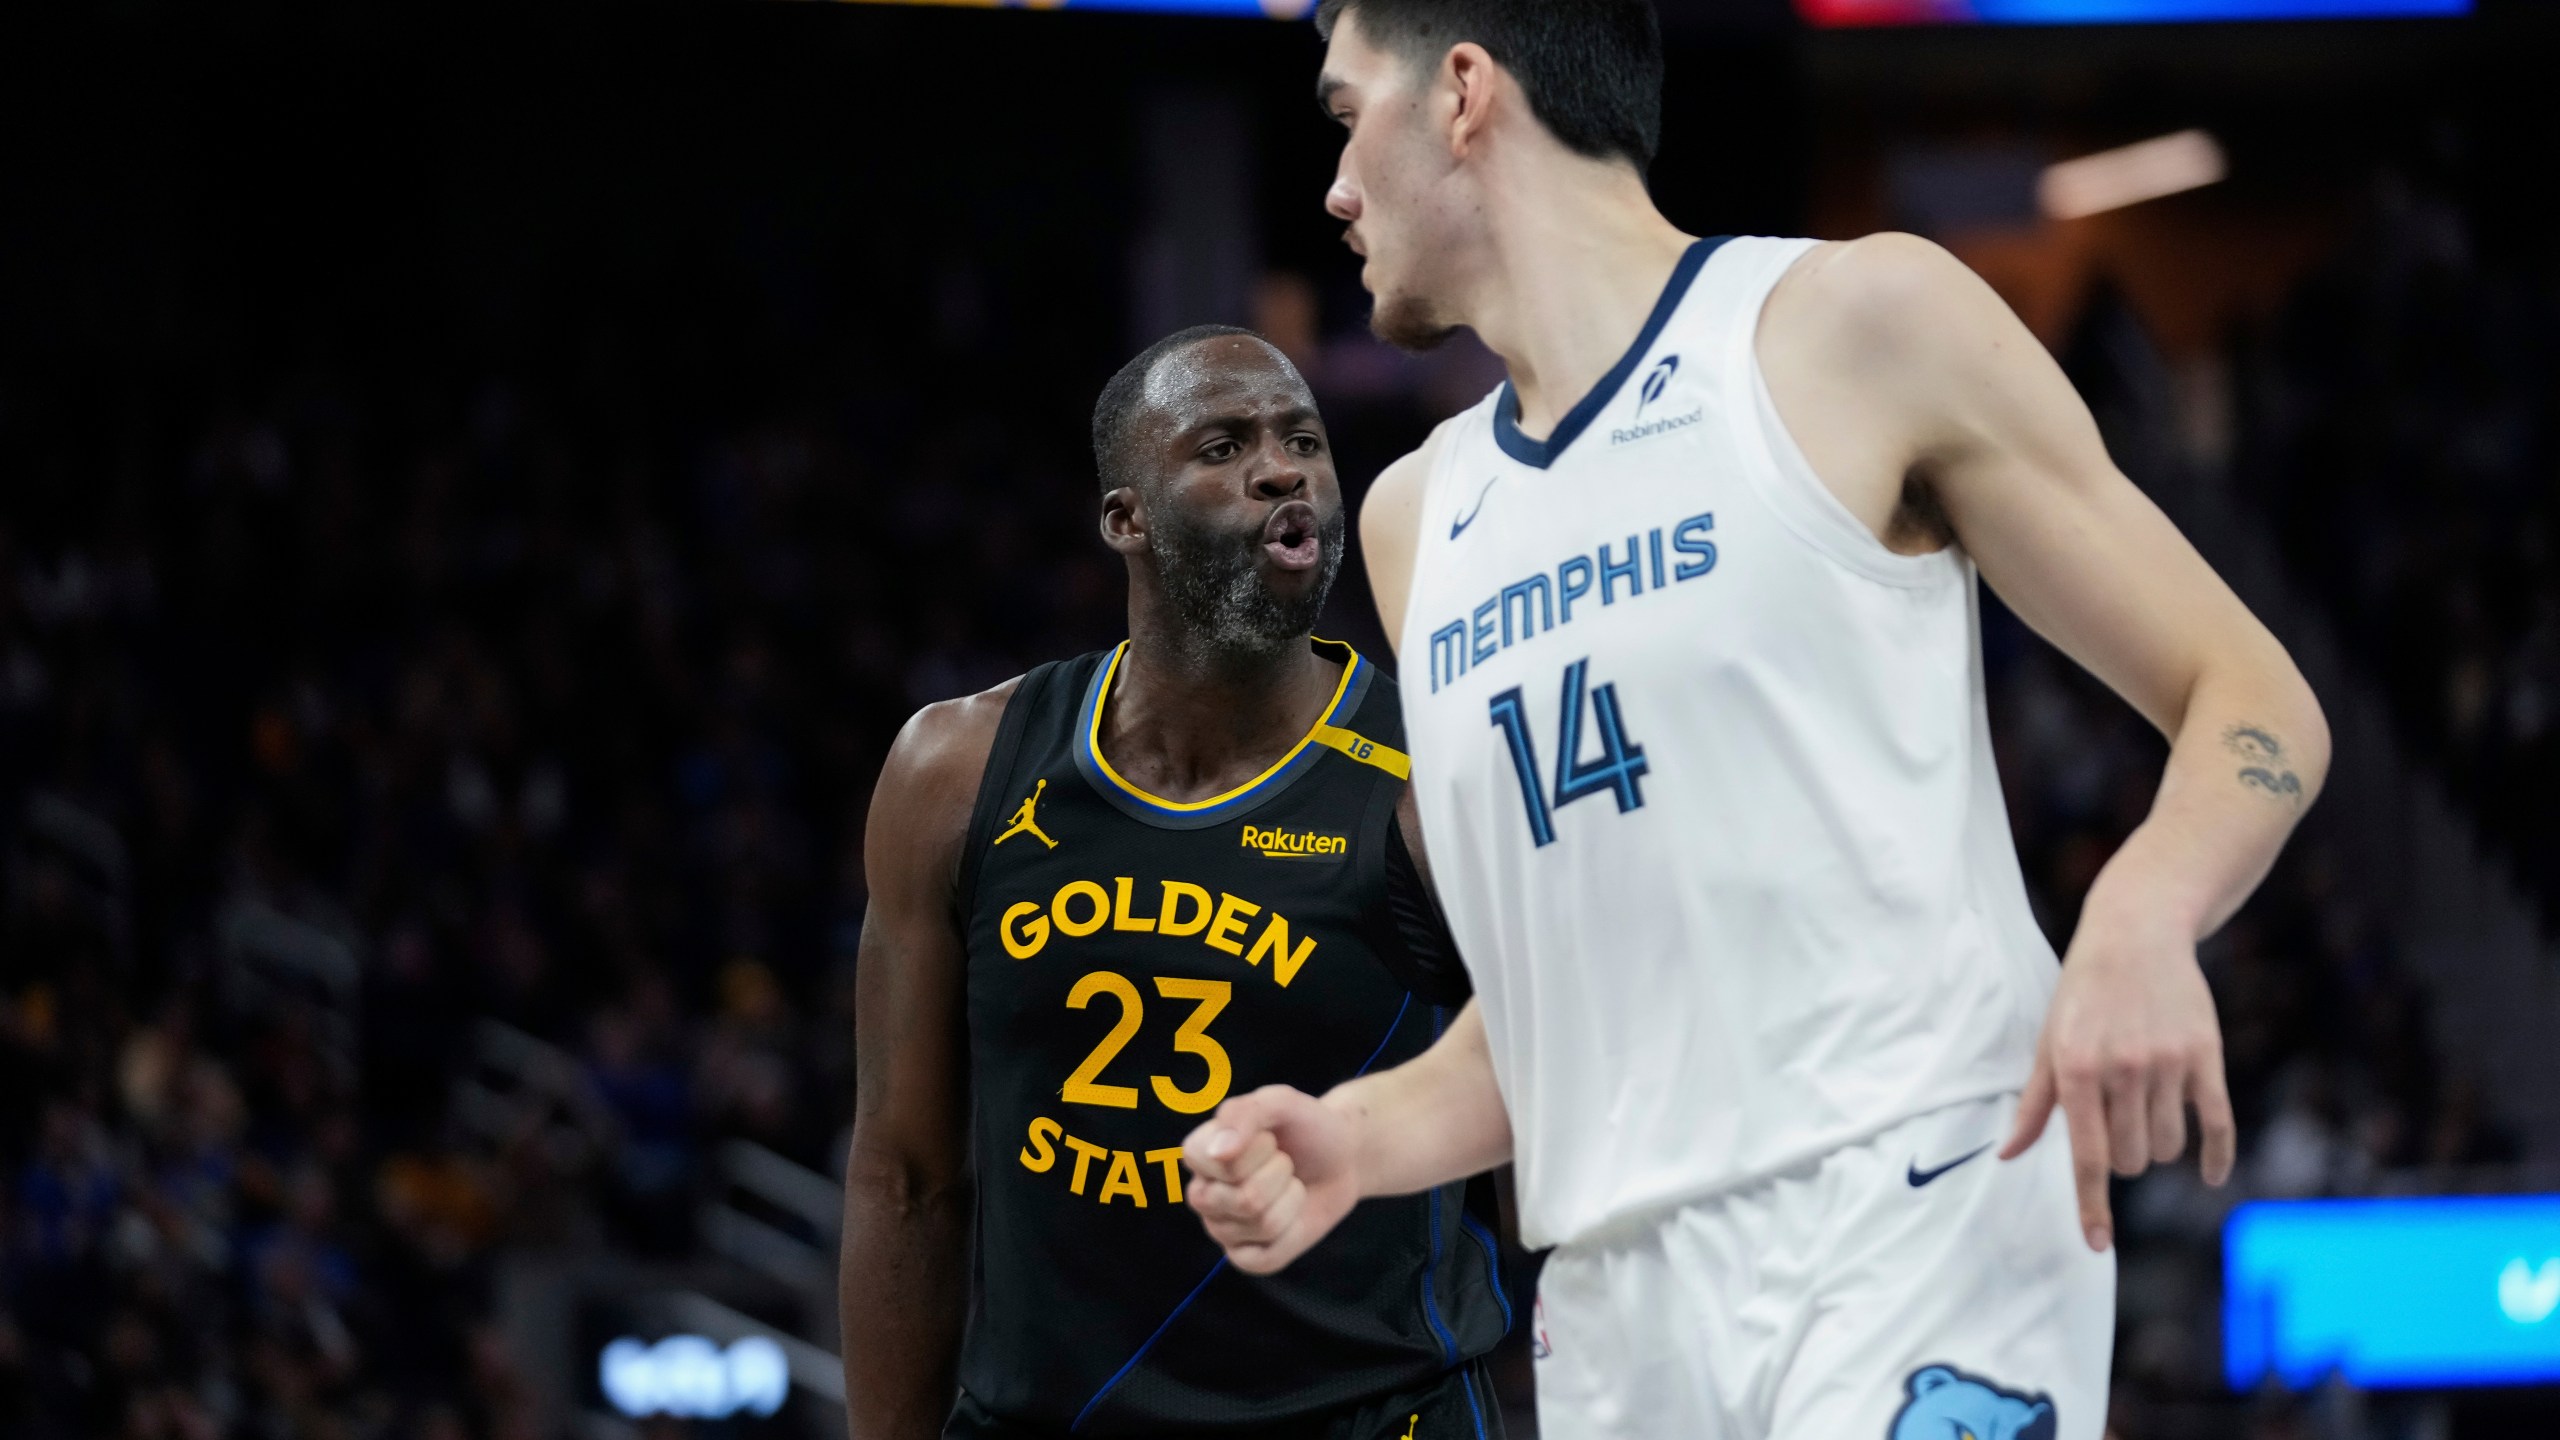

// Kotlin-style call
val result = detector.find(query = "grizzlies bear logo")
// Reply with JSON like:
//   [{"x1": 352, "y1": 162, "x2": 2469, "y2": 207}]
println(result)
[{"x1": 1887, "y1": 1364, "x2": 2056, "y2": 1440}]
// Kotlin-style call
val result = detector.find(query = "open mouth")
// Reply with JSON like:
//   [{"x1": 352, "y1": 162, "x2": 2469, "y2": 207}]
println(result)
[{"x1": 1262, "y1": 501, "x2": 1323, "y2": 573}]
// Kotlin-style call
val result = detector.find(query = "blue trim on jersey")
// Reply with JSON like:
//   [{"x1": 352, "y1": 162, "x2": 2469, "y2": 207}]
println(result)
[
  {"x1": 1072, "y1": 639, "x2": 1374, "y2": 831},
  {"x1": 1069, "y1": 992, "x2": 1419, "y2": 1430},
  {"x1": 1421, "y1": 1185, "x2": 1461, "y2": 1365},
  {"x1": 1492, "y1": 235, "x2": 1732, "y2": 471},
  {"x1": 1358, "y1": 992, "x2": 1414, "y2": 1076},
  {"x1": 1069, "y1": 1258, "x2": 1228, "y2": 1432},
  {"x1": 1459, "y1": 1212, "x2": 1513, "y2": 1332},
  {"x1": 1460, "y1": 1364, "x2": 1491, "y2": 1440}
]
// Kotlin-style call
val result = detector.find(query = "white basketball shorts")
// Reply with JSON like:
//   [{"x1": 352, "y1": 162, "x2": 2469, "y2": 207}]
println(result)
[{"x1": 1529, "y1": 1094, "x2": 2115, "y2": 1440}]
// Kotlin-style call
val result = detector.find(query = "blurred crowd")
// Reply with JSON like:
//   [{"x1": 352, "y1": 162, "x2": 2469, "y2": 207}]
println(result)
[
  {"x1": 0, "y1": 200, "x2": 2545, "y2": 1440},
  {"x1": 2240, "y1": 175, "x2": 2560, "y2": 930},
  {"x1": 0, "y1": 343, "x2": 1135, "y2": 1436}
]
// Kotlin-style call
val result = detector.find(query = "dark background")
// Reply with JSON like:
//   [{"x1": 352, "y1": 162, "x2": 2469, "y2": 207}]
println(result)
[{"x1": 5, "y1": 3, "x2": 2560, "y2": 1438}]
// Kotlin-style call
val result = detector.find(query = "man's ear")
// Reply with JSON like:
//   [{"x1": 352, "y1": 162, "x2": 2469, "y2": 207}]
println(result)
[
  {"x1": 1100, "y1": 485, "x2": 1150, "y2": 556},
  {"x1": 1442, "y1": 42, "x2": 1501, "y2": 160}
]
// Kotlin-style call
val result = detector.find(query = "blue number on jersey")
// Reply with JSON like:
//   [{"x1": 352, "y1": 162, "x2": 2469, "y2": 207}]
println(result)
[
  {"x1": 1488, "y1": 659, "x2": 1649, "y2": 847},
  {"x1": 1488, "y1": 687, "x2": 1556, "y2": 847}
]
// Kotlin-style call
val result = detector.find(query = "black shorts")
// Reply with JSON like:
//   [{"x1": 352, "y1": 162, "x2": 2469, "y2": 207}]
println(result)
[{"x1": 945, "y1": 1359, "x2": 1506, "y2": 1440}]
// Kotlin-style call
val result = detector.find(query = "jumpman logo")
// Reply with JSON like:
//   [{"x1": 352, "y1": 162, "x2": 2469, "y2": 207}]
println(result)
[
  {"x1": 994, "y1": 779, "x2": 1058, "y2": 849},
  {"x1": 1400, "y1": 1414, "x2": 1419, "y2": 1440}
]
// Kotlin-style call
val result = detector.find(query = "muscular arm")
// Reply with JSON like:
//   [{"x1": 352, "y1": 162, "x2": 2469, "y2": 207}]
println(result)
[
  {"x1": 841, "y1": 685, "x2": 1012, "y2": 1439},
  {"x1": 1760, "y1": 234, "x2": 2331, "y2": 1249}
]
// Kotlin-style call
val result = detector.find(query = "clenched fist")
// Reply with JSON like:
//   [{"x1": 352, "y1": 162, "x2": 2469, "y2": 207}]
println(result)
[{"x1": 1182, "y1": 1085, "x2": 1366, "y2": 1276}]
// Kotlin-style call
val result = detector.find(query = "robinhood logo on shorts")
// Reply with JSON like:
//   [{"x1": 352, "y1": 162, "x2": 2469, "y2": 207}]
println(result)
[
  {"x1": 1241, "y1": 825, "x2": 1349, "y2": 860},
  {"x1": 1611, "y1": 353, "x2": 1703, "y2": 447}
]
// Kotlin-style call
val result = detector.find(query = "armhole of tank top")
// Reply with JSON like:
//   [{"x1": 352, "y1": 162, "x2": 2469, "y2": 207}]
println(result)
[
  {"x1": 1352, "y1": 745, "x2": 1401, "y2": 910},
  {"x1": 1351, "y1": 756, "x2": 1449, "y2": 1003},
  {"x1": 1722, "y1": 239, "x2": 1968, "y2": 593},
  {"x1": 1395, "y1": 408, "x2": 1484, "y2": 660},
  {"x1": 1425, "y1": 403, "x2": 1480, "y2": 509},
  {"x1": 1375, "y1": 802, "x2": 1475, "y2": 1008},
  {"x1": 953, "y1": 663, "x2": 1057, "y2": 921}
]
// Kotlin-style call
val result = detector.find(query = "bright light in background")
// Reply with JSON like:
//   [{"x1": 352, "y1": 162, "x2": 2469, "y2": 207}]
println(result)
[
  {"x1": 844, "y1": 0, "x2": 2469, "y2": 27},
  {"x1": 2226, "y1": 1195, "x2": 2560, "y2": 1391},
  {"x1": 1796, "y1": 0, "x2": 2465, "y2": 24},
  {"x1": 2037, "y1": 130, "x2": 2226, "y2": 221},
  {"x1": 833, "y1": 0, "x2": 1313, "y2": 14},
  {"x1": 600, "y1": 1335, "x2": 791, "y2": 1421}
]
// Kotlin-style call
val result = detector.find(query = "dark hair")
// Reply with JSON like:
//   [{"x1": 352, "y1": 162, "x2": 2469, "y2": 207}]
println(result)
[
  {"x1": 1316, "y1": 0, "x2": 1663, "y2": 170},
  {"x1": 1091, "y1": 324, "x2": 1273, "y2": 495}
]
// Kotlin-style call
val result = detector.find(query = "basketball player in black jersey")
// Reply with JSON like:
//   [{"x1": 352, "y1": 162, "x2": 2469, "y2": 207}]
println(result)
[{"x1": 841, "y1": 326, "x2": 1509, "y2": 1439}]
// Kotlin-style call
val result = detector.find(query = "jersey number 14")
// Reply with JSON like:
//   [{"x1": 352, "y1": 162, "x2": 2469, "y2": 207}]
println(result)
[{"x1": 1488, "y1": 658, "x2": 1649, "y2": 847}]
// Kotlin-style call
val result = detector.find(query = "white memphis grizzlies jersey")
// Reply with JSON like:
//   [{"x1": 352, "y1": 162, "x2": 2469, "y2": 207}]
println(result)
[{"x1": 1400, "y1": 235, "x2": 2060, "y2": 1250}]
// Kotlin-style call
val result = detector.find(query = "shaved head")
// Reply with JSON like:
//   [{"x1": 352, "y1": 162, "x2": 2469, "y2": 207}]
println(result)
[
  {"x1": 1092, "y1": 325, "x2": 1310, "y2": 496},
  {"x1": 1091, "y1": 325, "x2": 1345, "y2": 662}
]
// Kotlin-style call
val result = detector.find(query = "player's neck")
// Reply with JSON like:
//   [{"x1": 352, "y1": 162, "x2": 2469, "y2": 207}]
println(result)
[
  {"x1": 1104, "y1": 624, "x2": 1340, "y2": 803},
  {"x1": 1463, "y1": 169, "x2": 1694, "y2": 443}
]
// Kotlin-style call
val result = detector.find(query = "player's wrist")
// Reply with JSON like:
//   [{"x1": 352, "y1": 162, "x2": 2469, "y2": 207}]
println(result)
[
  {"x1": 2081, "y1": 831, "x2": 2216, "y2": 946},
  {"x1": 1317, "y1": 1080, "x2": 1382, "y2": 1199}
]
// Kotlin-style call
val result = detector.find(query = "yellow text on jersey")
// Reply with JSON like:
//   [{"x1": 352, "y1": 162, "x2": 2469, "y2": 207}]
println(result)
[
  {"x1": 998, "y1": 876, "x2": 1319, "y2": 986},
  {"x1": 1241, "y1": 825, "x2": 1349, "y2": 859}
]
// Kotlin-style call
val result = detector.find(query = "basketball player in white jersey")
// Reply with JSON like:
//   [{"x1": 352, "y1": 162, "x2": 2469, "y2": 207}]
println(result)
[{"x1": 1180, "y1": 3, "x2": 2330, "y2": 1437}]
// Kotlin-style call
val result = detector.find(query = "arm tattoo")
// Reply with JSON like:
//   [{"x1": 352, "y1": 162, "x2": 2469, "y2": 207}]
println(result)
[{"x1": 2225, "y1": 724, "x2": 2304, "y2": 804}]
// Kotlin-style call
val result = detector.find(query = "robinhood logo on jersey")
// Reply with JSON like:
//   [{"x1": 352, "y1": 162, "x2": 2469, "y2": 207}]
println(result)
[
  {"x1": 1611, "y1": 353, "x2": 1703, "y2": 448},
  {"x1": 1241, "y1": 825, "x2": 1350, "y2": 860}
]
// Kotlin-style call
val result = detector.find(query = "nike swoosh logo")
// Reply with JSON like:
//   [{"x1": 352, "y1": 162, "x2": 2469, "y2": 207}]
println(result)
[
  {"x1": 1906, "y1": 1144, "x2": 1992, "y2": 1188},
  {"x1": 1449, "y1": 476, "x2": 1500, "y2": 540}
]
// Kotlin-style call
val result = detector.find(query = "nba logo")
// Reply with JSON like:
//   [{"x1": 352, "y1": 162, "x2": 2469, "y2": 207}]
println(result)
[{"x1": 1532, "y1": 1297, "x2": 1553, "y2": 1360}]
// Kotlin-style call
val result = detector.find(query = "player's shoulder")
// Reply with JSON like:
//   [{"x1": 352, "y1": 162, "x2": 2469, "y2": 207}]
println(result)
[
  {"x1": 865, "y1": 674, "x2": 1031, "y2": 898},
  {"x1": 1378, "y1": 412, "x2": 1466, "y2": 491},
  {"x1": 1766, "y1": 232, "x2": 2005, "y2": 364},
  {"x1": 1361, "y1": 412, "x2": 1470, "y2": 541},
  {"x1": 1360, "y1": 412, "x2": 1487, "y2": 650},
  {"x1": 879, "y1": 674, "x2": 1028, "y2": 809},
  {"x1": 1773, "y1": 231, "x2": 1976, "y2": 313}
]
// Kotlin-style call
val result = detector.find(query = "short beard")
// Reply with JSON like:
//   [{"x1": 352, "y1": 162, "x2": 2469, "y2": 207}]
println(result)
[
  {"x1": 1150, "y1": 505, "x2": 1347, "y2": 665},
  {"x1": 1371, "y1": 290, "x2": 1459, "y2": 354}
]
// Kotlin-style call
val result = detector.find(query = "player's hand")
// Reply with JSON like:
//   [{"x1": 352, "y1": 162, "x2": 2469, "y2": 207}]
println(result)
[
  {"x1": 1999, "y1": 886, "x2": 2236, "y2": 1254},
  {"x1": 1183, "y1": 1085, "x2": 1363, "y2": 1276}
]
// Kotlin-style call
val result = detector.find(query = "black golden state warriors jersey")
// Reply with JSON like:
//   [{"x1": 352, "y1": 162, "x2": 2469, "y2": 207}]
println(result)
[{"x1": 952, "y1": 640, "x2": 1508, "y2": 1435}]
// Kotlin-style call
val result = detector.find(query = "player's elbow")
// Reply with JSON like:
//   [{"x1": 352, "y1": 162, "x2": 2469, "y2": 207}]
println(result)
[
  {"x1": 2284, "y1": 672, "x2": 2333, "y2": 805},
  {"x1": 2257, "y1": 631, "x2": 2331, "y2": 787},
  {"x1": 843, "y1": 1132, "x2": 970, "y2": 1224},
  {"x1": 2217, "y1": 639, "x2": 2331, "y2": 808}
]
